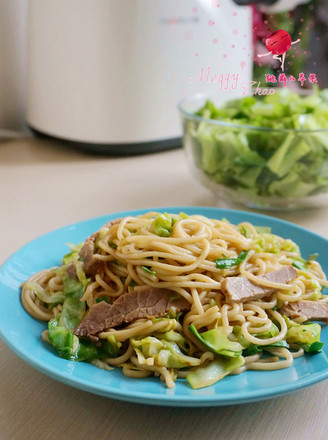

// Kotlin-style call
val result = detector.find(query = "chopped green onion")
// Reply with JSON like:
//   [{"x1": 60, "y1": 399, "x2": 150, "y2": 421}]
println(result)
[
  {"x1": 292, "y1": 259, "x2": 307, "y2": 271},
  {"x1": 141, "y1": 266, "x2": 156, "y2": 276},
  {"x1": 95, "y1": 296, "x2": 110, "y2": 304},
  {"x1": 215, "y1": 250, "x2": 250, "y2": 269},
  {"x1": 108, "y1": 241, "x2": 117, "y2": 249}
]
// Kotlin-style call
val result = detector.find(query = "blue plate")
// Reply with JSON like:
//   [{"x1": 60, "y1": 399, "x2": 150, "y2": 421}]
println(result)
[{"x1": 1, "y1": 207, "x2": 328, "y2": 407}]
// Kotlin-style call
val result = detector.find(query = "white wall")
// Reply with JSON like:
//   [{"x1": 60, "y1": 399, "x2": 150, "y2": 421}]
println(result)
[{"x1": 0, "y1": 0, "x2": 27, "y2": 130}]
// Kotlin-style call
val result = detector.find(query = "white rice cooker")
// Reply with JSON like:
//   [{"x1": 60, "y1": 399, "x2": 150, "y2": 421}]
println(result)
[{"x1": 26, "y1": 0, "x2": 309, "y2": 154}]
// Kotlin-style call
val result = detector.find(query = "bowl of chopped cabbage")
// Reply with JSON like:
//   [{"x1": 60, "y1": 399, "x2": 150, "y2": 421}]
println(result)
[{"x1": 179, "y1": 88, "x2": 328, "y2": 210}]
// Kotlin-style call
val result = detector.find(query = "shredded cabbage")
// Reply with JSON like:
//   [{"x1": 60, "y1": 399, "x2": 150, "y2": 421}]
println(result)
[
  {"x1": 286, "y1": 322, "x2": 323, "y2": 353},
  {"x1": 190, "y1": 88, "x2": 328, "y2": 199},
  {"x1": 151, "y1": 212, "x2": 188, "y2": 237},
  {"x1": 186, "y1": 356, "x2": 245, "y2": 389},
  {"x1": 131, "y1": 335, "x2": 200, "y2": 369},
  {"x1": 189, "y1": 325, "x2": 242, "y2": 357}
]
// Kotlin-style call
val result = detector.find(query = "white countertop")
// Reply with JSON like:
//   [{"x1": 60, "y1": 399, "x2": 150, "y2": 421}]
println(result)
[{"x1": 1, "y1": 137, "x2": 328, "y2": 440}]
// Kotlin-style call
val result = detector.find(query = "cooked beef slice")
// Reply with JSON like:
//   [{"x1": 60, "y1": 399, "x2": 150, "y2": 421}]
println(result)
[
  {"x1": 279, "y1": 300, "x2": 328, "y2": 322},
  {"x1": 77, "y1": 219, "x2": 122, "y2": 277},
  {"x1": 78, "y1": 232, "x2": 103, "y2": 277},
  {"x1": 74, "y1": 286, "x2": 190, "y2": 339},
  {"x1": 66, "y1": 264, "x2": 77, "y2": 279},
  {"x1": 220, "y1": 266, "x2": 298, "y2": 303}
]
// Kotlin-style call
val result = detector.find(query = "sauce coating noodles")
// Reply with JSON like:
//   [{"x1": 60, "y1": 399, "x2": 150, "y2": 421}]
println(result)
[{"x1": 21, "y1": 213, "x2": 328, "y2": 388}]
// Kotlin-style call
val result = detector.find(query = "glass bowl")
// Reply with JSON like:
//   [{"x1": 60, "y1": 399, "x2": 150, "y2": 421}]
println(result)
[{"x1": 179, "y1": 93, "x2": 328, "y2": 211}]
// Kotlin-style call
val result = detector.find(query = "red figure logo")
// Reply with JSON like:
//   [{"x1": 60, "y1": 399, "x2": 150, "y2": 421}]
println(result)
[
  {"x1": 258, "y1": 29, "x2": 300, "y2": 72},
  {"x1": 265, "y1": 30, "x2": 292, "y2": 55}
]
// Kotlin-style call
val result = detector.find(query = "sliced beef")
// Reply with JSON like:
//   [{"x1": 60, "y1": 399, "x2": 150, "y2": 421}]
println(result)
[
  {"x1": 260, "y1": 267, "x2": 297, "y2": 285},
  {"x1": 74, "y1": 286, "x2": 190, "y2": 340},
  {"x1": 63, "y1": 222, "x2": 115, "y2": 279},
  {"x1": 78, "y1": 232, "x2": 103, "y2": 277},
  {"x1": 279, "y1": 300, "x2": 328, "y2": 323},
  {"x1": 66, "y1": 263, "x2": 77, "y2": 279},
  {"x1": 220, "y1": 266, "x2": 298, "y2": 304},
  {"x1": 77, "y1": 219, "x2": 121, "y2": 277}
]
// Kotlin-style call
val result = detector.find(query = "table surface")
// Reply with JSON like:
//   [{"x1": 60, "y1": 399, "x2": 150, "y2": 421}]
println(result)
[{"x1": 1, "y1": 137, "x2": 328, "y2": 440}]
